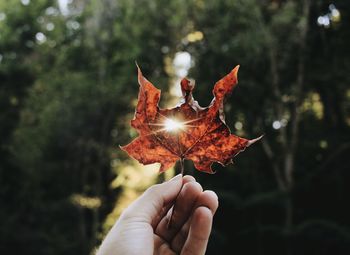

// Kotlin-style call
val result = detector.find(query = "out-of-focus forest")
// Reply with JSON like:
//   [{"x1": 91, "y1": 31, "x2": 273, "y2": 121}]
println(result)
[{"x1": 0, "y1": 0, "x2": 349, "y2": 254}]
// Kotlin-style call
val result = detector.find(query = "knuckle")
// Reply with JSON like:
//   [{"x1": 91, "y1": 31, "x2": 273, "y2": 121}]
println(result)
[{"x1": 184, "y1": 181, "x2": 202, "y2": 192}]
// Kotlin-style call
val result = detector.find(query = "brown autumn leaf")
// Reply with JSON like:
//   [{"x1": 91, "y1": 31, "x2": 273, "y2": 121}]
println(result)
[{"x1": 121, "y1": 65, "x2": 262, "y2": 174}]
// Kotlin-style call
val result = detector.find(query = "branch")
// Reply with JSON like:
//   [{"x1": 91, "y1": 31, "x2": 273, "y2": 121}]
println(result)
[
  {"x1": 285, "y1": 0, "x2": 311, "y2": 188},
  {"x1": 261, "y1": 139, "x2": 287, "y2": 191}
]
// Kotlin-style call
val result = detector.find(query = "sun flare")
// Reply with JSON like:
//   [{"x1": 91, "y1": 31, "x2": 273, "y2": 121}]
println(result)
[{"x1": 164, "y1": 118, "x2": 184, "y2": 132}]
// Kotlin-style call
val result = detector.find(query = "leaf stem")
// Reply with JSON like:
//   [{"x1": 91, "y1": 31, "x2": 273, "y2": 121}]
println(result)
[
  {"x1": 180, "y1": 157, "x2": 184, "y2": 175},
  {"x1": 167, "y1": 158, "x2": 184, "y2": 229}
]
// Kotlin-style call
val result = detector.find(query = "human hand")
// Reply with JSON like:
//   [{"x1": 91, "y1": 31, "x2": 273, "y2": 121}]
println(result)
[{"x1": 97, "y1": 174, "x2": 219, "y2": 255}]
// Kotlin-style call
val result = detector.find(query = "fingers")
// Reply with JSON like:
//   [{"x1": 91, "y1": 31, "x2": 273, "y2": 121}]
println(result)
[
  {"x1": 150, "y1": 175, "x2": 196, "y2": 228},
  {"x1": 171, "y1": 190, "x2": 218, "y2": 252},
  {"x1": 183, "y1": 175, "x2": 196, "y2": 183},
  {"x1": 155, "y1": 180, "x2": 202, "y2": 241},
  {"x1": 181, "y1": 207, "x2": 213, "y2": 255},
  {"x1": 121, "y1": 174, "x2": 183, "y2": 223},
  {"x1": 194, "y1": 190, "x2": 219, "y2": 215}
]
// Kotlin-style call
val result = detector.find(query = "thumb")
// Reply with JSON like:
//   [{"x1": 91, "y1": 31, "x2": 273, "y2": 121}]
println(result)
[{"x1": 122, "y1": 174, "x2": 183, "y2": 222}]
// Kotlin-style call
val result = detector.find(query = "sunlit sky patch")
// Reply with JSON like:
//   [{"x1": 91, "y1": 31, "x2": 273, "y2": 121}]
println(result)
[
  {"x1": 58, "y1": 0, "x2": 72, "y2": 16},
  {"x1": 21, "y1": 0, "x2": 30, "y2": 6},
  {"x1": 317, "y1": 3, "x2": 341, "y2": 28},
  {"x1": 171, "y1": 51, "x2": 192, "y2": 97}
]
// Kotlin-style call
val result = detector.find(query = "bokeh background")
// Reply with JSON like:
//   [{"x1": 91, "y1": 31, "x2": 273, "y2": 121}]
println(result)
[{"x1": 1, "y1": 0, "x2": 350, "y2": 254}]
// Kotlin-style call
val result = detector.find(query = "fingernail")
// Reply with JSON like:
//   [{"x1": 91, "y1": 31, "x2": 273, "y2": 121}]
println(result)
[{"x1": 169, "y1": 174, "x2": 182, "y2": 182}]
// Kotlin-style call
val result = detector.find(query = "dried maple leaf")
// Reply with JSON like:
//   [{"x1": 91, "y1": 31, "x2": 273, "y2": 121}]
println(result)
[{"x1": 121, "y1": 65, "x2": 262, "y2": 174}]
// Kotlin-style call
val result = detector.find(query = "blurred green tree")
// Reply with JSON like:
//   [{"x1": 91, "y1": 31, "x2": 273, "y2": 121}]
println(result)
[
  {"x1": 1, "y1": 0, "x2": 191, "y2": 254},
  {"x1": 0, "y1": 0, "x2": 349, "y2": 254},
  {"x1": 185, "y1": 0, "x2": 350, "y2": 254}
]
